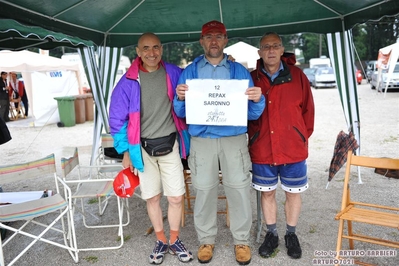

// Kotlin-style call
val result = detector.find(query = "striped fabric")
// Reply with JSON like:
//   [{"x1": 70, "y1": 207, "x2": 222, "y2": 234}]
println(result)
[
  {"x1": 60, "y1": 147, "x2": 114, "y2": 198},
  {"x1": 0, "y1": 194, "x2": 67, "y2": 222},
  {"x1": 101, "y1": 133, "x2": 115, "y2": 148},
  {"x1": 78, "y1": 46, "x2": 123, "y2": 165},
  {"x1": 327, "y1": 31, "x2": 360, "y2": 148},
  {"x1": 0, "y1": 154, "x2": 56, "y2": 184},
  {"x1": 73, "y1": 181, "x2": 114, "y2": 198},
  {"x1": 0, "y1": 154, "x2": 65, "y2": 222},
  {"x1": 327, "y1": 31, "x2": 362, "y2": 184},
  {"x1": 61, "y1": 147, "x2": 79, "y2": 176}
]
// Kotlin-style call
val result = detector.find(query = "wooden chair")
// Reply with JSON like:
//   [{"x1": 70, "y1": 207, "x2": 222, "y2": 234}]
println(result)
[
  {"x1": 181, "y1": 161, "x2": 229, "y2": 227},
  {"x1": 334, "y1": 150, "x2": 399, "y2": 265},
  {"x1": 0, "y1": 154, "x2": 78, "y2": 266}
]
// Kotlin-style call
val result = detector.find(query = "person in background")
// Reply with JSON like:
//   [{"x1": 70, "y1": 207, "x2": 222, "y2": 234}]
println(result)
[
  {"x1": 109, "y1": 32, "x2": 193, "y2": 265},
  {"x1": 174, "y1": 20, "x2": 265, "y2": 265},
  {"x1": 0, "y1": 72, "x2": 10, "y2": 122},
  {"x1": 8, "y1": 72, "x2": 29, "y2": 117},
  {"x1": 248, "y1": 32, "x2": 315, "y2": 260}
]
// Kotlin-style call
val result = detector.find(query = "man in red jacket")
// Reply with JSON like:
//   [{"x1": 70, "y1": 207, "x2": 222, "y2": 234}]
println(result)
[{"x1": 248, "y1": 32, "x2": 315, "y2": 260}]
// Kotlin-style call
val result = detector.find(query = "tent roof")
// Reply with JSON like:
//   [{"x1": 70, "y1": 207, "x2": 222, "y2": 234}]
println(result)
[
  {"x1": 0, "y1": 0, "x2": 398, "y2": 47},
  {"x1": 224, "y1": 42, "x2": 259, "y2": 70},
  {"x1": 0, "y1": 50, "x2": 80, "y2": 72},
  {"x1": 0, "y1": 19, "x2": 94, "y2": 50}
]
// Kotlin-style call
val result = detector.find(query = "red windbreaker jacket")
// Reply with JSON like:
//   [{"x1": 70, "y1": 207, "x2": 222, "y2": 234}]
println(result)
[{"x1": 248, "y1": 53, "x2": 315, "y2": 165}]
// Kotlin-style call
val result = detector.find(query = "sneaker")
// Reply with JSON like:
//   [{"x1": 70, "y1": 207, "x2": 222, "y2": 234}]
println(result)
[
  {"x1": 197, "y1": 244, "x2": 215, "y2": 263},
  {"x1": 169, "y1": 237, "x2": 193, "y2": 262},
  {"x1": 149, "y1": 240, "x2": 169, "y2": 264},
  {"x1": 284, "y1": 232, "x2": 302, "y2": 259},
  {"x1": 258, "y1": 232, "x2": 279, "y2": 258},
  {"x1": 235, "y1": 245, "x2": 251, "y2": 265}
]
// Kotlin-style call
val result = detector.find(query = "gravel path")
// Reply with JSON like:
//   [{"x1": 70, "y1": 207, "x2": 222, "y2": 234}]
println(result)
[{"x1": 1, "y1": 82, "x2": 398, "y2": 266}]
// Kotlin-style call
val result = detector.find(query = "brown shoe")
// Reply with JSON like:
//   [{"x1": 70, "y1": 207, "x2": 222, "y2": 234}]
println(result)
[
  {"x1": 235, "y1": 245, "x2": 251, "y2": 265},
  {"x1": 197, "y1": 244, "x2": 215, "y2": 263}
]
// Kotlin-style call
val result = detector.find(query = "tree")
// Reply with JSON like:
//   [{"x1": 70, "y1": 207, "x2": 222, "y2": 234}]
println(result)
[
  {"x1": 351, "y1": 24, "x2": 367, "y2": 60},
  {"x1": 298, "y1": 33, "x2": 328, "y2": 63},
  {"x1": 363, "y1": 15, "x2": 399, "y2": 60}
]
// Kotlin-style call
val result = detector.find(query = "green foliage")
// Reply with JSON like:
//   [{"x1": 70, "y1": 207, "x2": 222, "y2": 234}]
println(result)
[
  {"x1": 298, "y1": 33, "x2": 328, "y2": 63},
  {"x1": 363, "y1": 16, "x2": 399, "y2": 60},
  {"x1": 269, "y1": 248, "x2": 280, "y2": 258},
  {"x1": 83, "y1": 256, "x2": 98, "y2": 263},
  {"x1": 88, "y1": 198, "x2": 98, "y2": 204},
  {"x1": 117, "y1": 234, "x2": 131, "y2": 242},
  {"x1": 309, "y1": 225, "x2": 316, "y2": 233},
  {"x1": 352, "y1": 24, "x2": 367, "y2": 60}
]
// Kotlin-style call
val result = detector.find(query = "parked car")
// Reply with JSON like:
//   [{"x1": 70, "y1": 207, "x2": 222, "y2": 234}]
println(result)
[
  {"x1": 366, "y1": 60, "x2": 377, "y2": 83},
  {"x1": 370, "y1": 62, "x2": 399, "y2": 91},
  {"x1": 356, "y1": 69, "x2": 362, "y2": 85},
  {"x1": 314, "y1": 67, "x2": 336, "y2": 89},
  {"x1": 302, "y1": 67, "x2": 317, "y2": 86}
]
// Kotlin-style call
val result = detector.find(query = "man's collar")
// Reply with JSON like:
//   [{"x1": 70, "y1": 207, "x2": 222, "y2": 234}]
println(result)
[
  {"x1": 199, "y1": 54, "x2": 228, "y2": 68},
  {"x1": 261, "y1": 61, "x2": 284, "y2": 75}
]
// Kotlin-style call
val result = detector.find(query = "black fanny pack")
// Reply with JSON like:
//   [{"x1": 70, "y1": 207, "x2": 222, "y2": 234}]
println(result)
[{"x1": 141, "y1": 132, "x2": 176, "y2": 157}]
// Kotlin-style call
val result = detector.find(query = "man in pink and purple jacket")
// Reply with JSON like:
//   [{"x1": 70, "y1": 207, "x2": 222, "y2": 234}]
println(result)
[{"x1": 109, "y1": 32, "x2": 192, "y2": 265}]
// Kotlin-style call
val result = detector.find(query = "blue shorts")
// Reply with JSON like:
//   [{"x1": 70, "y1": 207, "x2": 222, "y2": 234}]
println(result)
[{"x1": 251, "y1": 160, "x2": 309, "y2": 193}]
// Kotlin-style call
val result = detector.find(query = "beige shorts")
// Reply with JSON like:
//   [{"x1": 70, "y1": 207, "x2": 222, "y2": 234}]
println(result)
[{"x1": 138, "y1": 140, "x2": 185, "y2": 199}]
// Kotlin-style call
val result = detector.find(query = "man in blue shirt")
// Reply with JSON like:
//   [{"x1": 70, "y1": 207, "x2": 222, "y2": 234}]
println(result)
[{"x1": 173, "y1": 20, "x2": 265, "y2": 265}]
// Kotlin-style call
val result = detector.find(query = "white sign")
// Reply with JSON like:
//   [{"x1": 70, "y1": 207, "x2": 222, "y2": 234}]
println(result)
[{"x1": 185, "y1": 79, "x2": 249, "y2": 126}]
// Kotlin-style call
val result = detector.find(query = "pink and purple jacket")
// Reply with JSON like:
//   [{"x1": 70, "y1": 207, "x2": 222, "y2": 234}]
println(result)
[{"x1": 109, "y1": 57, "x2": 190, "y2": 172}]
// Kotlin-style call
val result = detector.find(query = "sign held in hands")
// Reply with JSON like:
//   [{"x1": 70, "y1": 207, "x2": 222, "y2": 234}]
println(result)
[{"x1": 185, "y1": 79, "x2": 249, "y2": 126}]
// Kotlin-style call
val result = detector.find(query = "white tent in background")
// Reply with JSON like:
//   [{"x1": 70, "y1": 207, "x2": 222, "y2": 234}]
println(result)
[
  {"x1": 0, "y1": 50, "x2": 82, "y2": 126},
  {"x1": 224, "y1": 41, "x2": 259, "y2": 70},
  {"x1": 376, "y1": 42, "x2": 399, "y2": 96}
]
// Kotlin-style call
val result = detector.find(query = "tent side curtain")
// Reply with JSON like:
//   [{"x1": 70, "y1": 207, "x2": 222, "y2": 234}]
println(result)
[
  {"x1": 78, "y1": 46, "x2": 122, "y2": 165},
  {"x1": 327, "y1": 30, "x2": 361, "y2": 149},
  {"x1": 78, "y1": 46, "x2": 122, "y2": 133}
]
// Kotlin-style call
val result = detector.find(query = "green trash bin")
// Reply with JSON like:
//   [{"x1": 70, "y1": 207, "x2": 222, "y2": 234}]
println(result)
[{"x1": 54, "y1": 96, "x2": 76, "y2": 127}]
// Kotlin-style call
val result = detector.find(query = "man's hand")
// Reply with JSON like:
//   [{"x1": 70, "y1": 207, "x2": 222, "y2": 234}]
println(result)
[
  {"x1": 122, "y1": 152, "x2": 139, "y2": 175},
  {"x1": 245, "y1": 86, "x2": 262, "y2": 102},
  {"x1": 227, "y1": 54, "x2": 236, "y2": 62},
  {"x1": 122, "y1": 151, "x2": 134, "y2": 171},
  {"x1": 176, "y1": 84, "x2": 188, "y2": 101}
]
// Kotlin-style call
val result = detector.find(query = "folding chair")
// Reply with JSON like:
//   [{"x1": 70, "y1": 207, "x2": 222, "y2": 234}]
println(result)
[
  {"x1": 60, "y1": 147, "x2": 129, "y2": 251},
  {"x1": 181, "y1": 161, "x2": 229, "y2": 227},
  {"x1": 8, "y1": 99, "x2": 24, "y2": 121},
  {"x1": 334, "y1": 150, "x2": 399, "y2": 265},
  {"x1": 97, "y1": 134, "x2": 143, "y2": 200},
  {"x1": 0, "y1": 154, "x2": 78, "y2": 266},
  {"x1": 98, "y1": 133, "x2": 123, "y2": 166}
]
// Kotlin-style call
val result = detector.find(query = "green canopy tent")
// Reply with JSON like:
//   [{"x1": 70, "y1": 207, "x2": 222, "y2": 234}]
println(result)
[
  {"x1": 1, "y1": 0, "x2": 398, "y2": 166},
  {"x1": 0, "y1": 0, "x2": 397, "y2": 47},
  {"x1": 0, "y1": 19, "x2": 93, "y2": 50}
]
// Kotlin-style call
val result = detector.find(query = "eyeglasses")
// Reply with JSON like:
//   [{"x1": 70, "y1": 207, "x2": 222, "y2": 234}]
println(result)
[
  {"x1": 260, "y1": 44, "x2": 282, "y2": 51},
  {"x1": 203, "y1": 34, "x2": 226, "y2": 41}
]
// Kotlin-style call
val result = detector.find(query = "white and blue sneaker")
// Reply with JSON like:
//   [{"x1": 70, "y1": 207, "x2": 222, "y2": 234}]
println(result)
[
  {"x1": 169, "y1": 237, "x2": 194, "y2": 262},
  {"x1": 149, "y1": 240, "x2": 168, "y2": 264}
]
